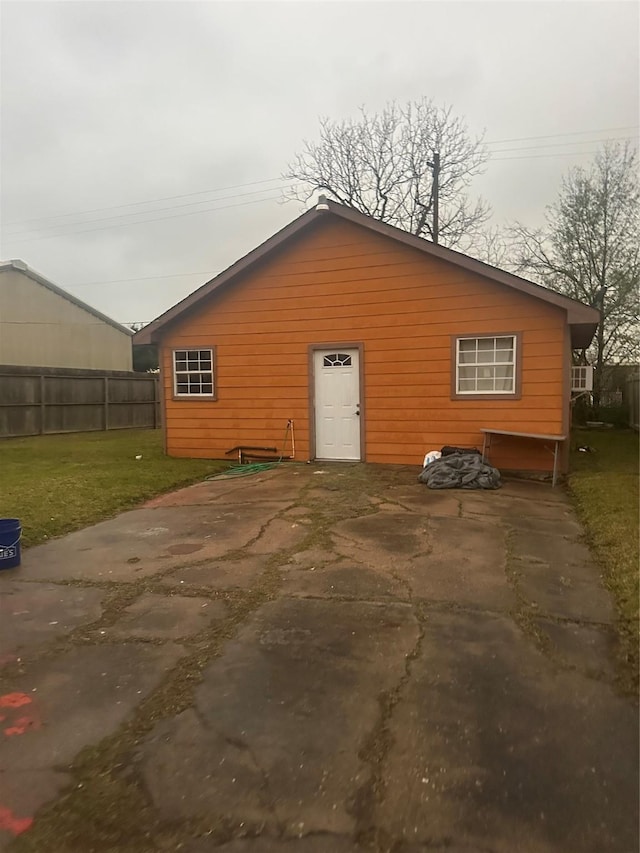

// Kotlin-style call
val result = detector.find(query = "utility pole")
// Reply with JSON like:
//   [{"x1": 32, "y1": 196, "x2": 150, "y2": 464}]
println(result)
[
  {"x1": 427, "y1": 152, "x2": 440, "y2": 244},
  {"x1": 432, "y1": 152, "x2": 440, "y2": 244}
]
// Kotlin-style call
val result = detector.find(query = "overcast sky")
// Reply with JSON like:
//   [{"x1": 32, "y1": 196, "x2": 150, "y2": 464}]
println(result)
[{"x1": 1, "y1": 0, "x2": 638, "y2": 327}]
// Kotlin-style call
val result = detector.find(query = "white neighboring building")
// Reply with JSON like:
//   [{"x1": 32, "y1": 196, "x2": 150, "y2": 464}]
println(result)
[{"x1": 0, "y1": 260, "x2": 133, "y2": 371}]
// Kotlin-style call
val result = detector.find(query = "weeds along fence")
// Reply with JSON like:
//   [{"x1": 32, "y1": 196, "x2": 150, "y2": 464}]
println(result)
[{"x1": 0, "y1": 365, "x2": 160, "y2": 438}]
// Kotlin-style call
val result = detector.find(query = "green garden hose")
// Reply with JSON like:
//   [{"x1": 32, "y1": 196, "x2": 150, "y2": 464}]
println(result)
[
  {"x1": 206, "y1": 460, "x2": 281, "y2": 480},
  {"x1": 206, "y1": 421, "x2": 293, "y2": 480}
]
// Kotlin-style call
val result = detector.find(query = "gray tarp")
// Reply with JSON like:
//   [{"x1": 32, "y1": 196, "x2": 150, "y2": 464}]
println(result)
[{"x1": 418, "y1": 453, "x2": 501, "y2": 490}]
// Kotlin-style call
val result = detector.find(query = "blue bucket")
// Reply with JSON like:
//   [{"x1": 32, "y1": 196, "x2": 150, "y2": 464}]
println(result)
[{"x1": 0, "y1": 518, "x2": 21, "y2": 570}]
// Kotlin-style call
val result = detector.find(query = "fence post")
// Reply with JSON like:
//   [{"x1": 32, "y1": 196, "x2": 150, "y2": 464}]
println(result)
[
  {"x1": 39, "y1": 374, "x2": 46, "y2": 434},
  {"x1": 104, "y1": 376, "x2": 109, "y2": 431}
]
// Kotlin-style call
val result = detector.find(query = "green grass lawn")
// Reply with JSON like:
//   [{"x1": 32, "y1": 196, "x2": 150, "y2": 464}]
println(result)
[
  {"x1": 569, "y1": 428, "x2": 639, "y2": 695},
  {"x1": 0, "y1": 430, "x2": 227, "y2": 548}
]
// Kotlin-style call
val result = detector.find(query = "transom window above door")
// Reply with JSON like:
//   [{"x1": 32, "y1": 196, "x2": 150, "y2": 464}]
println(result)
[
  {"x1": 455, "y1": 335, "x2": 517, "y2": 395},
  {"x1": 173, "y1": 348, "x2": 215, "y2": 397},
  {"x1": 323, "y1": 353, "x2": 352, "y2": 367}
]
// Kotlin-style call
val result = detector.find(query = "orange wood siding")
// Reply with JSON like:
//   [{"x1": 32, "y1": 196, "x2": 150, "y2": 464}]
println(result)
[{"x1": 161, "y1": 218, "x2": 569, "y2": 472}]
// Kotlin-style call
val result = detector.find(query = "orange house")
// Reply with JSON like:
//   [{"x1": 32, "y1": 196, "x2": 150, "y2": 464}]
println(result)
[{"x1": 135, "y1": 199, "x2": 599, "y2": 476}]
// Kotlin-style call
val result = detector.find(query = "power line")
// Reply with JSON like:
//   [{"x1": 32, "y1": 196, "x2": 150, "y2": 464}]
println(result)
[
  {"x1": 67, "y1": 270, "x2": 221, "y2": 288},
  {"x1": 6, "y1": 193, "x2": 284, "y2": 245},
  {"x1": 2, "y1": 318, "x2": 154, "y2": 326},
  {"x1": 10, "y1": 135, "x2": 631, "y2": 239},
  {"x1": 4, "y1": 128, "x2": 637, "y2": 247},
  {"x1": 3, "y1": 176, "x2": 284, "y2": 227},
  {"x1": 5, "y1": 141, "x2": 624, "y2": 244},
  {"x1": 4, "y1": 184, "x2": 294, "y2": 238},
  {"x1": 484, "y1": 125, "x2": 638, "y2": 145},
  {"x1": 485, "y1": 134, "x2": 637, "y2": 155},
  {"x1": 6, "y1": 136, "x2": 622, "y2": 245},
  {"x1": 490, "y1": 148, "x2": 614, "y2": 162},
  {"x1": 1, "y1": 320, "x2": 125, "y2": 326},
  {"x1": 5, "y1": 126, "x2": 636, "y2": 232}
]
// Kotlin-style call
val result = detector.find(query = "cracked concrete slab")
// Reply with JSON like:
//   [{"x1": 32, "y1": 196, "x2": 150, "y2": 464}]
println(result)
[
  {"x1": 0, "y1": 769, "x2": 69, "y2": 850},
  {"x1": 16, "y1": 502, "x2": 292, "y2": 583},
  {"x1": 514, "y1": 561, "x2": 613, "y2": 622},
  {"x1": 379, "y1": 609, "x2": 638, "y2": 853},
  {"x1": 401, "y1": 846, "x2": 497, "y2": 853},
  {"x1": 281, "y1": 560, "x2": 409, "y2": 601},
  {"x1": 246, "y1": 517, "x2": 311, "y2": 556},
  {"x1": 185, "y1": 836, "x2": 360, "y2": 852},
  {"x1": 0, "y1": 581, "x2": 104, "y2": 665},
  {"x1": 384, "y1": 486, "x2": 462, "y2": 517},
  {"x1": 1, "y1": 643, "x2": 185, "y2": 771},
  {"x1": 498, "y1": 480, "x2": 570, "y2": 502},
  {"x1": 332, "y1": 511, "x2": 430, "y2": 564},
  {"x1": 2, "y1": 462, "x2": 635, "y2": 853},
  {"x1": 401, "y1": 516, "x2": 514, "y2": 610},
  {"x1": 282, "y1": 505, "x2": 314, "y2": 519},
  {"x1": 106, "y1": 592, "x2": 227, "y2": 640},
  {"x1": 0, "y1": 642, "x2": 185, "y2": 846},
  {"x1": 144, "y1": 467, "x2": 306, "y2": 508},
  {"x1": 461, "y1": 489, "x2": 575, "y2": 522},
  {"x1": 534, "y1": 618, "x2": 616, "y2": 679},
  {"x1": 161, "y1": 554, "x2": 272, "y2": 590},
  {"x1": 507, "y1": 511, "x2": 583, "y2": 538},
  {"x1": 282, "y1": 547, "x2": 338, "y2": 572},
  {"x1": 138, "y1": 598, "x2": 420, "y2": 836},
  {"x1": 508, "y1": 517, "x2": 613, "y2": 621}
]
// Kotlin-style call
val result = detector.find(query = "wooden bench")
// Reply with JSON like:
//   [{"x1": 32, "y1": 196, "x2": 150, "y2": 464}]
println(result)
[{"x1": 480, "y1": 428, "x2": 566, "y2": 487}]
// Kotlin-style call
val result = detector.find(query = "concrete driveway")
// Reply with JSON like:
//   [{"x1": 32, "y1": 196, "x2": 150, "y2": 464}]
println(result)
[{"x1": 0, "y1": 464, "x2": 637, "y2": 853}]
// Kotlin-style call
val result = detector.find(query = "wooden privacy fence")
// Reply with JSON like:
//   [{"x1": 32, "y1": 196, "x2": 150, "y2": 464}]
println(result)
[{"x1": 0, "y1": 366, "x2": 160, "y2": 438}]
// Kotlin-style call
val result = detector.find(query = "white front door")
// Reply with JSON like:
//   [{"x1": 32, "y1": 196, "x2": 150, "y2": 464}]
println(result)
[{"x1": 313, "y1": 348, "x2": 361, "y2": 460}]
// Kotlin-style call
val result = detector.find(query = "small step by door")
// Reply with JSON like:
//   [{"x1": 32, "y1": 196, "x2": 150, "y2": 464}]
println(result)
[{"x1": 313, "y1": 348, "x2": 361, "y2": 460}]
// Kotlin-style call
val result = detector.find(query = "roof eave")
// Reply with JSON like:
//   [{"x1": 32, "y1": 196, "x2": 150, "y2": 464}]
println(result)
[
  {"x1": 570, "y1": 321, "x2": 599, "y2": 350},
  {"x1": 323, "y1": 201, "x2": 603, "y2": 326},
  {"x1": 133, "y1": 205, "x2": 326, "y2": 345}
]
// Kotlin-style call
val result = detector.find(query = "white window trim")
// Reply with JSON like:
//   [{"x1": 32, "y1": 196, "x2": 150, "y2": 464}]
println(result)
[
  {"x1": 455, "y1": 335, "x2": 517, "y2": 396},
  {"x1": 173, "y1": 348, "x2": 215, "y2": 398},
  {"x1": 571, "y1": 365, "x2": 593, "y2": 392}
]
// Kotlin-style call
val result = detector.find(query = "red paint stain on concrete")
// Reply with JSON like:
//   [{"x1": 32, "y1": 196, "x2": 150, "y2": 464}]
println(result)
[
  {"x1": 0, "y1": 805, "x2": 33, "y2": 835},
  {"x1": 0, "y1": 692, "x2": 41, "y2": 737},
  {"x1": 0, "y1": 693, "x2": 32, "y2": 709},
  {"x1": 4, "y1": 714, "x2": 41, "y2": 737}
]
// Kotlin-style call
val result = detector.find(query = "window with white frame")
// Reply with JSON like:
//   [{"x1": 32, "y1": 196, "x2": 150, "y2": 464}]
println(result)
[
  {"x1": 456, "y1": 336, "x2": 516, "y2": 395},
  {"x1": 173, "y1": 349, "x2": 214, "y2": 396},
  {"x1": 571, "y1": 365, "x2": 593, "y2": 392}
]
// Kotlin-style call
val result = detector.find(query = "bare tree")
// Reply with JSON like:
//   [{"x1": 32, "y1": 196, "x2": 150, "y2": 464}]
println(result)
[
  {"x1": 459, "y1": 224, "x2": 513, "y2": 269},
  {"x1": 284, "y1": 99, "x2": 490, "y2": 247},
  {"x1": 509, "y1": 142, "x2": 639, "y2": 403}
]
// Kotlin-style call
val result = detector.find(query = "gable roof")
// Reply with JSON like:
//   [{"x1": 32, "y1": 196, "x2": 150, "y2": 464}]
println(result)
[
  {"x1": 0, "y1": 259, "x2": 134, "y2": 337},
  {"x1": 134, "y1": 198, "x2": 599, "y2": 348}
]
